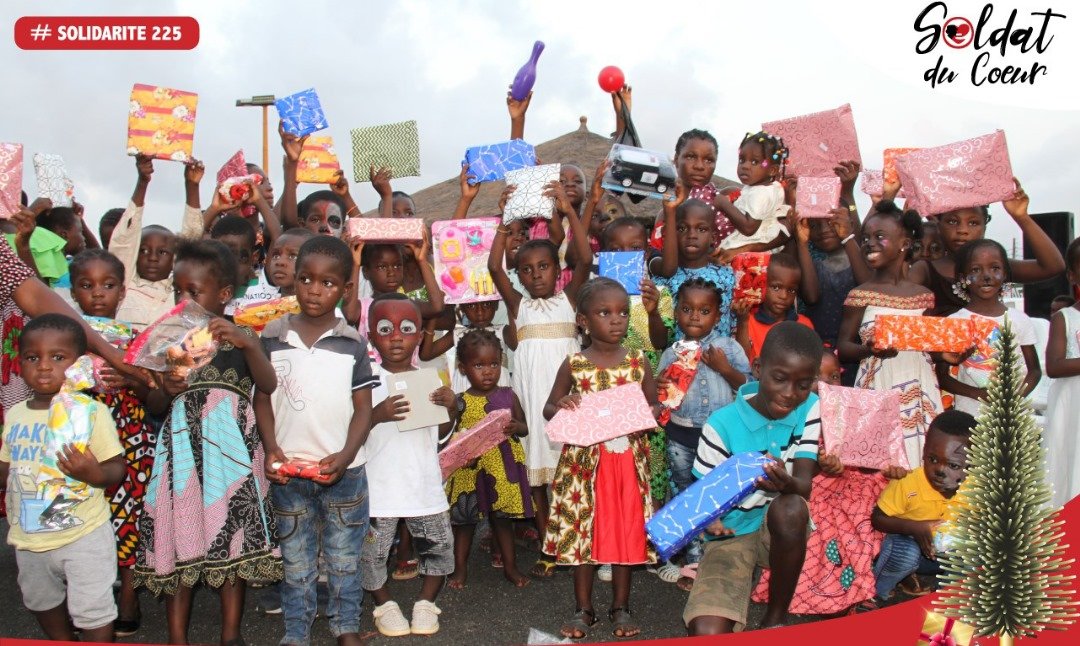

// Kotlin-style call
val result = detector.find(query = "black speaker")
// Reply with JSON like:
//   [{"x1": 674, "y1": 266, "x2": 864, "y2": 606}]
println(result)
[{"x1": 1023, "y1": 211, "x2": 1074, "y2": 319}]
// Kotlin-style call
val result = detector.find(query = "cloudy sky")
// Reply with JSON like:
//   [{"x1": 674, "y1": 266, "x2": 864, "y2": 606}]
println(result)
[{"x1": 5, "y1": 0, "x2": 1079, "y2": 252}]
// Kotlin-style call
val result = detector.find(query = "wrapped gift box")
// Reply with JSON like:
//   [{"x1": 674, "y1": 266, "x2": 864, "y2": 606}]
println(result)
[
  {"x1": 860, "y1": 168, "x2": 883, "y2": 197},
  {"x1": 893, "y1": 130, "x2": 1015, "y2": 217},
  {"x1": 598, "y1": 251, "x2": 645, "y2": 295},
  {"x1": 0, "y1": 142, "x2": 23, "y2": 217},
  {"x1": 883, "y1": 147, "x2": 921, "y2": 186},
  {"x1": 818, "y1": 383, "x2": 908, "y2": 470},
  {"x1": 32, "y1": 153, "x2": 75, "y2": 206},
  {"x1": 439, "y1": 409, "x2": 511, "y2": 480},
  {"x1": 275, "y1": 88, "x2": 328, "y2": 137},
  {"x1": 346, "y1": 217, "x2": 424, "y2": 243},
  {"x1": 234, "y1": 296, "x2": 300, "y2": 332},
  {"x1": 296, "y1": 136, "x2": 341, "y2": 184},
  {"x1": 432, "y1": 218, "x2": 501, "y2": 304},
  {"x1": 217, "y1": 149, "x2": 247, "y2": 184},
  {"x1": 762, "y1": 103, "x2": 862, "y2": 178},
  {"x1": 795, "y1": 176, "x2": 841, "y2": 218},
  {"x1": 731, "y1": 252, "x2": 771, "y2": 310},
  {"x1": 873, "y1": 315, "x2": 984, "y2": 353},
  {"x1": 545, "y1": 382, "x2": 656, "y2": 446},
  {"x1": 503, "y1": 163, "x2": 560, "y2": 222},
  {"x1": 646, "y1": 451, "x2": 772, "y2": 561},
  {"x1": 658, "y1": 340, "x2": 702, "y2": 425},
  {"x1": 350, "y1": 120, "x2": 420, "y2": 181},
  {"x1": 463, "y1": 139, "x2": 536, "y2": 184},
  {"x1": 127, "y1": 83, "x2": 198, "y2": 162}
]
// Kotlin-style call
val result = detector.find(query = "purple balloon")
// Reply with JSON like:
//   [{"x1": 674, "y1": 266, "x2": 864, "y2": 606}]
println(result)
[{"x1": 510, "y1": 41, "x2": 545, "y2": 102}]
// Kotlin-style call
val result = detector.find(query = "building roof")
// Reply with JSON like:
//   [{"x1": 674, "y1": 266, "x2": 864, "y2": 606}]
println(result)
[{"x1": 364, "y1": 116, "x2": 739, "y2": 224}]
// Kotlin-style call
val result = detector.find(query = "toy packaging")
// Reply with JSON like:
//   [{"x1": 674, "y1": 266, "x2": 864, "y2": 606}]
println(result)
[
  {"x1": 275, "y1": 88, "x2": 329, "y2": 137},
  {"x1": 216, "y1": 149, "x2": 247, "y2": 184},
  {"x1": 438, "y1": 409, "x2": 512, "y2": 480},
  {"x1": 0, "y1": 142, "x2": 23, "y2": 217},
  {"x1": 502, "y1": 163, "x2": 561, "y2": 222},
  {"x1": 545, "y1": 382, "x2": 656, "y2": 446},
  {"x1": 794, "y1": 176, "x2": 841, "y2": 218},
  {"x1": 601, "y1": 144, "x2": 678, "y2": 202},
  {"x1": 462, "y1": 139, "x2": 536, "y2": 184},
  {"x1": 32, "y1": 153, "x2": 75, "y2": 207},
  {"x1": 762, "y1": 103, "x2": 862, "y2": 178},
  {"x1": 818, "y1": 383, "x2": 908, "y2": 470},
  {"x1": 272, "y1": 459, "x2": 333, "y2": 484},
  {"x1": 233, "y1": 296, "x2": 300, "y2": 332},
  {"x1": 346, "y1": 216, "x2": 424, "y2": 243},
  {"x1": 126, "y1": 83, "x2": 198, "y2": 162},
  {"x1": 124, "y1": 300, "x2": 219, "y2": 380},
  {"x1": 893, "y1": 130, "x2": 1015, "y2": 217},
  {"x1": 296, "y1": 136, "x2": 341, "y2": 184},
  {"x1": 350, "y1": 120, "x2": 420, "y2": 181},
  {"x1": 598, "y1": 251, "x2": 645, "y2": 296},
  {"x1": 646, "y1": 451, "x2": 772, "y2": 561},
  {"x1": 431, "y1": 218, "x2": 501, "y2": 304}
]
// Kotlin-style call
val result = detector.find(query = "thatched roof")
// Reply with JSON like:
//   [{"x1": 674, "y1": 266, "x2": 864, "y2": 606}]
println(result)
[{"x1": 364, "y1": 116, "x2": 739, "y2": 224}]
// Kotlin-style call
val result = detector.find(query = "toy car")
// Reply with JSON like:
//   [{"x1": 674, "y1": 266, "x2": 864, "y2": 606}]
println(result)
[{"x1": 603, "y1": 144, "x2": 678, "y2": 201}]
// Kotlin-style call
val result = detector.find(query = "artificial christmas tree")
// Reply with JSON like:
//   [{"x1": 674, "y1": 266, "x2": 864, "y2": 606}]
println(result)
[{"x1": 936, "y1": 320, "x2": 1077, "y2": 644}]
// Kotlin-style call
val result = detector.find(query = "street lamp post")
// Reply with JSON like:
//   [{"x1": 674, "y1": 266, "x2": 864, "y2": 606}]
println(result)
[{"x1": 235, "y1": 95, "x2": 276, "y2": 175}]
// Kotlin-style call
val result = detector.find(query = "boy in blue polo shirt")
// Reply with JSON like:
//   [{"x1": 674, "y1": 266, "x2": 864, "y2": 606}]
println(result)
[{"x1": 683, "y1": 321, "x2": 824, "y2": 635}]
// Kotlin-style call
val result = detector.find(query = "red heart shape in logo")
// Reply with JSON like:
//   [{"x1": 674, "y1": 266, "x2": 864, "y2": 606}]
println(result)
[{"x1": 955, "y1": 23, "x2": 970, "y2": 37}]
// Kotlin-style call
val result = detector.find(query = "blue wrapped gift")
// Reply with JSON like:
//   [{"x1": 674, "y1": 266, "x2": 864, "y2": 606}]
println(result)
[
  {"x1": 275, "y1": 88, "x2": 329, "y2": 137},
  {"x1": 462, "y1": 139, "x2": 536, "y2": 185},
  {"x1": 598, "y1": 251, "x2": 645, "y2": 296},
  {"x1": 646, "y1": 451, "x2": 771, "y2": 561}
]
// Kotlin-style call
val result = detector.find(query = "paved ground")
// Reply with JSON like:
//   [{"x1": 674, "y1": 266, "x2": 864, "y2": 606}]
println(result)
[{"x1": 0, "y1": 518, "x2": 903, "y2": 645}]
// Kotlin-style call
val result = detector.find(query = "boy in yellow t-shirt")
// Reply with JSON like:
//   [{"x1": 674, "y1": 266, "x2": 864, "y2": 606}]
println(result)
[
  {"x1": 0, "y1": 314, "x2": 124, "y2": 642},
  {"x1": 869, "y1": 410, "x2": 976, "y2": 602}
]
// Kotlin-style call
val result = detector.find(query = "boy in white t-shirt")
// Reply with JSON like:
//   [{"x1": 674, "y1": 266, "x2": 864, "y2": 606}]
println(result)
[
  {"x1": 255, "y1": 236, "x2": 377, "y2": 646},
  {"x1": 360, "y1": 294, "x2": 457, "y2": 638}
]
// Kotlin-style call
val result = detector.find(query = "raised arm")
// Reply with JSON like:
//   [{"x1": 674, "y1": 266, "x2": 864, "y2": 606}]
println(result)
[
  {"x1": 831, "y1": 205, "x2": 871, "y2": 284},
  {"x1": 179, "y1": 160, "x2": 206, "y2": 240},
  {"x1": 834, "y1": 160, "x2": 862, "y2": 233},
  {"x1": 1002, "y1": 180, "x2": 1066, "y2": 283},
  {"x1": 371, "y1": 166, "x2": 393, "y2": 219},
  {"x1": 279, "y1": 121, "x2": 304, "y2": 229},
  {"x1": 72, "y1": 201, "x2": 101, "y2": 250},
  {"x1": 419, "y1": 317, "x2": 455, "y2": 361},
  {"x1": 650, "y1": 182, "x2": 686, "y2": 279},
  {"x1": 790, "y1": 211, "x2": 820, "y2": 305},
  {"x1": 406, "y1": 230, "x2": 445, "y2": 319},
  {"x1": 453, "y1": 164, "x2": 480, "y2": 219},
  {"x1": 330, "y1": 170, "x2": 360, "y2": 220},
  {"x1": 562, "y1": 195, "x2": 594, "y2": 305},
  {"x1": 108, "y1": 155, "x2": 153, "y2": 279},
  {"x1": 489, "y1": 186, "x2": 524, "y2": 317},
  {"x1": 611, "y1": 86, "x2": 631, "y2": 141},
  {"x1": 507, "y1": 90, "x2": 531, "y2": 140}
]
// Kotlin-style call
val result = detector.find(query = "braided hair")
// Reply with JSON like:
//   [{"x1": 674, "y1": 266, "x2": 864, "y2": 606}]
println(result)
[
  {"x1": 675, "y1": 276, "x2": 720, "y2": 308},
  {"x1": 456, "y1": 328, "x2": 503, "y2": 364},
  {"x1": 740, "y1": 131, "x2": 790, "y2": 178},
  {"x1": 675, "y1": 129, "x2": 718, "y2": 157}
]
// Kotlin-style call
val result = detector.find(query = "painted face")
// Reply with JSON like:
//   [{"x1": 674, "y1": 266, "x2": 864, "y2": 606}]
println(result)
[
  {"x1": 391, "y1": 196, "x2": 416, "y2": 218},
  {"x1": 675, "y1": 286, "x2": 721, "y2": 340},
  {"x1": 676, "y1": 206, "x2": 715, "y2": 262},
  {"x1": 963, "y1": 245, "x2": 1008, "y2": 303},
  {"x1": 676, "y1": 137, "x2": 717, "y2": 188},
  {"x1": 762, "y1": 264, "x2": 801, "y2": 320},
  {"x1": 136, "y1": 230, "x2": 176, "y2": 282},
  {"x1": 577, "y1": 288, "x2": 630, "y2": 346},
  {"x1": 459, "y1": 301, "x2": 497, "y2": 328},
  {"x1": 19, "y1": 329, "x2": 81, "y2": 399},
  {"x1": 515, "y1": 246, "x2": 559, "y2": 299},
  {"x1": 362, "y1": 246, "x2": 404, "y2": 294},
  {"x1": 737, "y1": 142, "x2": 774, "y2": 187},
  {"x1": 215, "y1": 233, "x2": 256, "y2": 286},
  {"x1": 172, "y1": 260, "x2": 232, "y2": 316},
  {"x1": 604, "y1": 224, "x2": 647, "y2": 252},
  {"x1": 809, "y1": 218, "x2": 841, "y2": 253},
  {"x1": 922, "y1": 430, "x2": 969, "y2": 497},
  {"x1": 751, "y1": 352, "x2": 818, "y2": 420},
  {"x1": 303, "y1": 200, "x2": 344, "y2": 237},
  {"x1": 458, "y1": 343, "x2": 502, "y2": 392},
  {"x1": 296, "y1": 253, "x2": 351, "y2": 319},
  {"x1": 266, "y1": 234, "x2": 305, "y2": 294},
  {"x1": 937, "y1": 208, "x2": 986, "y2": 254},
  {"x1": 368, "y1": 300, "x2": 422, "y2": 366},
  {"x1": 861, "y1": 216, "x2": 908, "y2": 270},
  {"x1": 559, "y1": 165, "x2": 586, "y2": 207},
  {"x1": 818, "y1": 352, "x2": 842, "y2": 388},
  {"x1": 71, "y1": 259, "x2": 126, "y2": 319}
]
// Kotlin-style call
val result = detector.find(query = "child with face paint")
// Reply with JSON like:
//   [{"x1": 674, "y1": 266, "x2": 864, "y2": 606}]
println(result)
[
  {"x1": 837, "y1": 201, "x2": 942, "y2": 469},
  {"x1": 359, "y1": 294, "x2": 457, "y2": 637}
]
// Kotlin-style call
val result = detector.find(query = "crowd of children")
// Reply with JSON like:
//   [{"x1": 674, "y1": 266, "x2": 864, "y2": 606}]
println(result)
[{"x1": 2, "y1": 81, "x2": 1078, "y2": 646}]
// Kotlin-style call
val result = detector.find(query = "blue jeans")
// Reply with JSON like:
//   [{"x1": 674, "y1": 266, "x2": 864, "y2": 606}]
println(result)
[
  {"x1": 873, "y1": 533, "x2": 941, "y2": 599},
  {"x1": 666, "y1": 438, "x2": 703, "y2": 564},
  {"x1": 271, "y1": 466, "x2": 369, "y2": 645}
]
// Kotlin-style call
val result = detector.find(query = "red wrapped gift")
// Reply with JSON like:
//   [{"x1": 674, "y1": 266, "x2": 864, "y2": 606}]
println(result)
[
  {"x1": 893, "y1": 130, "x2": 1015, "y2": 217},
  {"x1": 819, "y1": 383, "x2": 908, "y2": 470},
  {"x1": 873, "y1": 315, "x2": 981, "y2": 353},
  {"x1": 272, "y1": 458, "x2": 333, "y2": 483},
  {"x1": 657, "y1": 341, "x2": 702, "y2": 425},
  {"x1": 438, "y1": 409, "x2": 511, "y2": 480},
  {"x1": 795, "y1": 176, "x2": 841, "y2": 218},
  {"x1": 731, "y1": 252, "x2": 771, "y2": 310},
  {"x1": 346, "y1": 217, "x2": 425, "y2": 243},
  {"x1": 216, "y1": 149, "x2": 247, "y2": 184},
  {"x1": 762, "y1": 103, "x2": 862, "y2": 178},
  {"x1": 545, "y1": 383, "x2": 656, "y2": 446}
]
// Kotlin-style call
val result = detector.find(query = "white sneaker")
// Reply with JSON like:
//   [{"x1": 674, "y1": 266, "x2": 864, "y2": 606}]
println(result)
[
  {"x1": 597, "y1": 564, "x2": 613, "y2": 582},
  {"x1": 373, "y1": 600, "x2": 411, "y2": 637},
  {"x1": 410, "y1": 600, "x2": 442, "y2": 635}
]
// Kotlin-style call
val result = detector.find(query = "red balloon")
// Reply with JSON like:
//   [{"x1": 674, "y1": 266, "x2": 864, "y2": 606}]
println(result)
[{"x1": 598, "y1": 65, "x2": 625, "y2": 93}]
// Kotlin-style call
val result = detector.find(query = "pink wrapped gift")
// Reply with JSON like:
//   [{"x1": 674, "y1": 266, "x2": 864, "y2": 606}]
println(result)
[
  {"x1": 873, "y1": 315, "x2": 982, "y2": 353},
  {"x1": 883, "y1": 148, "x2": 920, "y2": 186},
  {"x1": 860, "y1": 168, "x2": 883, "y2": 197},
  {"x1": 545, "y1": 383, "x2": 656, "y2": 446},
  {"x1": 346, "y1": 217, "x2": 424, "y2": 243},
  {"x1": 762, "y1": 104, "x2": 862, "y2": 178},
  {"x1": 795, "y1": 176, "x2": 841, "y2": 218},
  {"x1": 438, "y1": 409, "x2": 511, "y2": 480},
  {"x1": 819, "y1": 383, "x2": 908, "y2": 470},
  {"x1": 893, "y1": 130, "x2": 1015, "y2": 217},
  {"x1": 216, "y1": 150, "x2": 247, "y2": 184},
  {"x1": 0, "y1": 142, "x2": 23, "y2": 218}
]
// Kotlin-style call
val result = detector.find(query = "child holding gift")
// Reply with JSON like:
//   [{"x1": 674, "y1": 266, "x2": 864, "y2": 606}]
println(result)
[
  {"x1": 135, "y1": 240, "x2": 281, "y2": 646},
  {"x1": 255, "y1": 236, "x2": 378, "y2": 646},
  {"x1": 542, "y1": 278, "x2": 662, "y2": 640},
  {"x1": 869, "y1": 410, "x2": 975, "y2": 604},
  {"x1": 837, "y1": 201, "x2": 942, "y2": 469},
  {"x1": 713, "y1": 132, "x2": 792, "y2": 259},
  {"x1": 360, "y1": 294, "x2": 457, "y2": 637},
  {"x1": 2, "y1": 314, "x2": 125, "y2": 643},
  {"x1": 937, "y1": 239, "x2": 1041, "y2": 416},
  {"x1": 443, "y1": 329, "x2": 532, "y2": 589},
  {"x1": 736, "y1": 253, "x2": 814, "y2": 364},
  {"x1": 656, "y1": 277, "x2": 751, "y2": 588},
  {"x1": 1044, "y1": 236, "x2": 1080, "y2": 508},
  {"x1": 684, "y1": 322, "x2": 823, "y2": 635}
]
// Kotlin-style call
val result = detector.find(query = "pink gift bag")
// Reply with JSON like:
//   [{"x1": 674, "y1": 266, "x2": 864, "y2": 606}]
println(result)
[
  {"x1": 893, "y1": 130, "x2": 1015, "y2": 217},
  {"x1": 819, "y1": 383, "x2": 908, "y2": 470},
  {"x1": 216, "y1": 150, "x2": 247, "y2": 184},
  {"x1": 762, "y1": 103, "x2": 862, "y2": 178},
  {"x1": 795, "y1": 176, "x2": 841, "y2": 218},
  {"x1": 438, "y1": 409, "x2": 511, "y2": 480},
  {"x1": 860, "y1": 168, "x2": 883, "y2": 197},
  {"x1": 0, "y1": 142, "x2": 22, "y2": 218},
  {"x1": 346, "y1": 217, "x2": 425, "y2": 243},
  {"x1": 545, "y1": 383, "x2": 656, "y2": 446}
]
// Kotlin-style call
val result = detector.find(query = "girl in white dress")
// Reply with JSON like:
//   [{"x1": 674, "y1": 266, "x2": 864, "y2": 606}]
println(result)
[
  {"x1": 1045, "y1": 237, "x2": 1080, "y2": 508},
  {"x1": 489, "y1": 190, "x2": 593, "y2": 577},
  {"x1": 838, "y1": 202, "x2": 942, "y2": 469},
  {"x1": 714, "y1": 131, "x2": 791, "y2": 258}
]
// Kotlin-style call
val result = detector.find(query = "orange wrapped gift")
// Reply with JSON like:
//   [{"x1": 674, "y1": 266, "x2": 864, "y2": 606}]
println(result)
[
  {"x1": 297, "y1": 136, "x2": 341, "y2": 184},
  {"x1": 873, "y1": 315, "x2": 982, "y2": 353},
  {"x1": 882, "y1": 148, "x2": 921, "y2": 185},
  {"x1": 126, "y1": 84, "x2": 198, "y2": 162}
]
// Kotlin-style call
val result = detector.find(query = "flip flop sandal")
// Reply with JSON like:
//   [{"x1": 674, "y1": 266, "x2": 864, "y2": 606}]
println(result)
[
  {"x1": 530, "y1": 559, "x2": 557, "y2": 578},
  {"x1": 654, "y1": 562, "x2": 681, "y2": 583},
  {"x1": 560, "y1": 608, "x2": 597, "y2": 640},
  {"x1": 391, "y1": 559, "x2": 419, "y2": 581},
  {"x1": 608, "y1": 607, "x2": 640, "y2": 638},
  {"x1": 491, "y1": 553, "x2": 504, "y2": 569}
]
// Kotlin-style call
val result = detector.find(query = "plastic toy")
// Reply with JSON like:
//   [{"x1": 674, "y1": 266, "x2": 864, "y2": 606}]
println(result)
[
  {"x1": 598, "y1": 65, "x2": 625, "y2": 93},
  {"x1": 271, "y1": 459, "x2": 333, "y2": 484},
  {"x1": 510, "y1": 41, "x2": 544, "y2": 101},
  {"x1": 432, "y1": 218, "x2": 502, "y2": 304},
  {"x1": 601, "y1": 144, "x2": 677, "y2": 202}
]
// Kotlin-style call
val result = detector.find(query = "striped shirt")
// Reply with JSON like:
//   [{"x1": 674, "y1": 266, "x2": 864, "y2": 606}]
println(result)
[{"x1": 693, "y1": 382, "x2": 820, "y2": 537}]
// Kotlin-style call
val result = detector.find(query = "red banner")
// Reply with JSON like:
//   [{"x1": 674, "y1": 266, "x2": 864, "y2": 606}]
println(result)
[{"x1": 13, "y1": 16, "x2": 199, "y2": 50}]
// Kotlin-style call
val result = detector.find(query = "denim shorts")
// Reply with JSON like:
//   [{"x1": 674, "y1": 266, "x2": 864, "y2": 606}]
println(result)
[{"x1": 360, "y1": 513, "x2": 454, "y2": 591}]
